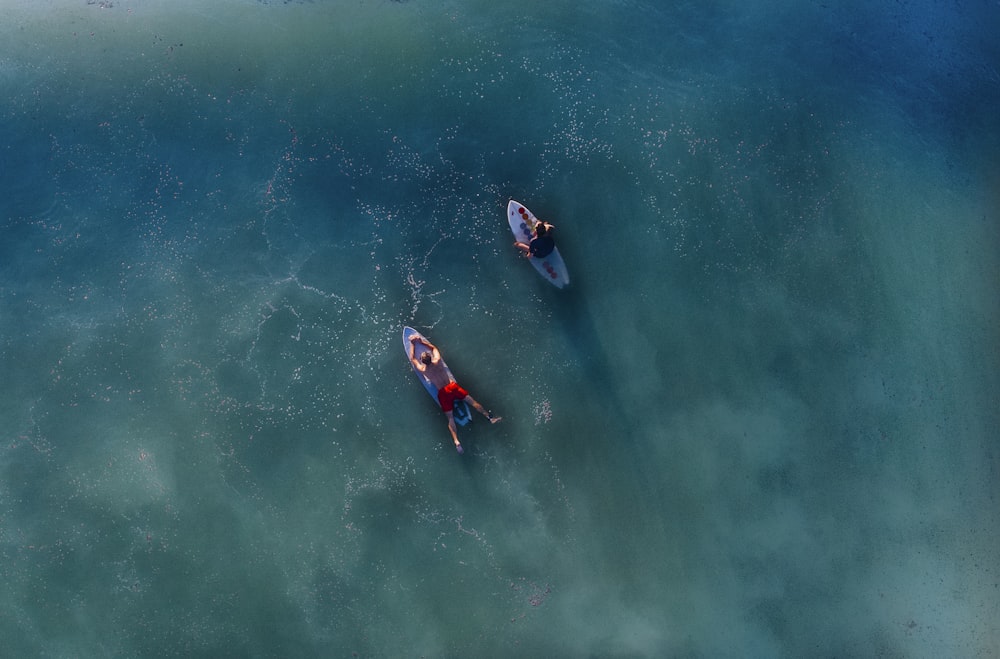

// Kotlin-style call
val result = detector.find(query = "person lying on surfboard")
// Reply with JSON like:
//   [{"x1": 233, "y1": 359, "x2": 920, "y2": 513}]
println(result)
[
  {"x1": 514, "y1": 220, "x2": 556, "y2": 259},
  {"x1": 408, "y1": 334, "x2": 501, "y2": 454}
]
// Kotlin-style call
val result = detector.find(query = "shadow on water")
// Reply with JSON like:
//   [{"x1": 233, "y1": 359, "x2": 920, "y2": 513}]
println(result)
[
  {"x1": 552, "y1": 287, "x2": 622, "y2": 408},
  {"x1": 550, "y1": 283, "x2": 665, "y2": 503},
  {"x1": 544, "y1": 281, "x2": 677, "y2": 590}
]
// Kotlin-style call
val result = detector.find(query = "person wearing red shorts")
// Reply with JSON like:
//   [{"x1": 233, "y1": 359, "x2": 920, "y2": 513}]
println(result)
[
  {"x1": 409, "y1": 334, "x2": 502, "y2": 454},
  {"x1": 437, "y1": 381, "x2": 469, "y2": 414}
]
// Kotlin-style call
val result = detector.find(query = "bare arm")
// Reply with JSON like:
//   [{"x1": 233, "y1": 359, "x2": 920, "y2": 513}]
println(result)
[
  {"x1": 409, "y1": 337, "x2": 424, "y2": 371},
  {"x1": 409, "y1": 335, "x2": 441, "y2": 370}
]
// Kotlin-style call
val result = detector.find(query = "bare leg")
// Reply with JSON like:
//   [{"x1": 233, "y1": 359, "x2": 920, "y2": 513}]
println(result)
[
  {"x1": 464, "y1": 395, "x2": 501, "y2": 424},
  {"x1": 446, "y1": 411, "x2": 463, "y2": 453}
]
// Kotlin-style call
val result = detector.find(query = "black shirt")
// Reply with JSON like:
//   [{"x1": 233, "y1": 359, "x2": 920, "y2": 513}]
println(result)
[{"x1": 529, "y1": 234, "x2": 555, "y2": 258}]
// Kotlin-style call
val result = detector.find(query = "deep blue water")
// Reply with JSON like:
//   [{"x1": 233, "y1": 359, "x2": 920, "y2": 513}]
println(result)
[{"x1": 2, "y1": 0, "x2": 998, "y2": 656}]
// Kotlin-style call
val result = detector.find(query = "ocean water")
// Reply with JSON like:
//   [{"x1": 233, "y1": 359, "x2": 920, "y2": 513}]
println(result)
[{"x1": 2, "y1": 0, "x2": 998, "y2": 656}]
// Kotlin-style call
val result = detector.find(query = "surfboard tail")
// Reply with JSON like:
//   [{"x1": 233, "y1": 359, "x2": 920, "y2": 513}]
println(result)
[{"x1": 453, "y1": 400, "x2": 472, "y2": 426}]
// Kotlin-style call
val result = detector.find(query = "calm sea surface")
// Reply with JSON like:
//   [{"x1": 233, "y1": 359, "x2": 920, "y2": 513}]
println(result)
[{"x1": 1, "y1": 0, "x2": 998, "y2": 656}]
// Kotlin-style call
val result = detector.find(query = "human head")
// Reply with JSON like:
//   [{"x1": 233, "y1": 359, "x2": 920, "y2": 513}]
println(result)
[
  {"x1": 421, "y1": 352, "x2": 433, "y2": 365},
  {"x1": 535, "y1": 223, "x2": 548, "y2": 237}
]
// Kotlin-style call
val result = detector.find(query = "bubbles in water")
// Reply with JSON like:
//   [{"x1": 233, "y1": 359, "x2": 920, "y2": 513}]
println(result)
[{"x1": 532, "y1": 398, "x2": 552, "y2": 425}]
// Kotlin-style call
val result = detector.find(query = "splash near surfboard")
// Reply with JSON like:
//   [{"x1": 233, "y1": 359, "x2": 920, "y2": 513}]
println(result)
[{"x1": 507, "y1": 200, "x2": 570, "y2": 289}]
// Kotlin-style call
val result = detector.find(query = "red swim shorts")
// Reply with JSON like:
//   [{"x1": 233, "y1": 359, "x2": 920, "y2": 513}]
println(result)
[{"x1": 437, "y1": 381, "x2": 469, "y2": 413}]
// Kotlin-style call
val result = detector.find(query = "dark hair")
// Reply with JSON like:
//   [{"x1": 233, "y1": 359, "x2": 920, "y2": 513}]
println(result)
[
  {"x1": 420, "y1": 352, "x2": 433, "y2": 365},
  {"x1": 535, "y1": 223, "x2": 548, "y2": 237}
]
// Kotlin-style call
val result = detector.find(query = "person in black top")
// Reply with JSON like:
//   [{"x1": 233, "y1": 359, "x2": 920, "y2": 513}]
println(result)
[{"x1": 514, "y1": 220, "x2": 556, "y2": 259}]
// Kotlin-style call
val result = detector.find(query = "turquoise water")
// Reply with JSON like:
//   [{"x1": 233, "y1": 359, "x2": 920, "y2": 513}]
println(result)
[{"x1": 2, "y1": 0, "x2": 998, "y2": 656}]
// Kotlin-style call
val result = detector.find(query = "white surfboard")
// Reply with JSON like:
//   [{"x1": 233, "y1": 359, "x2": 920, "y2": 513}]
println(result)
[
  {"x1": 402, "y1": 326, "x2": 471, "y2": 426},
  {"x1": 507, "y1": 199, "x2": 570, "y2": 289}
]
